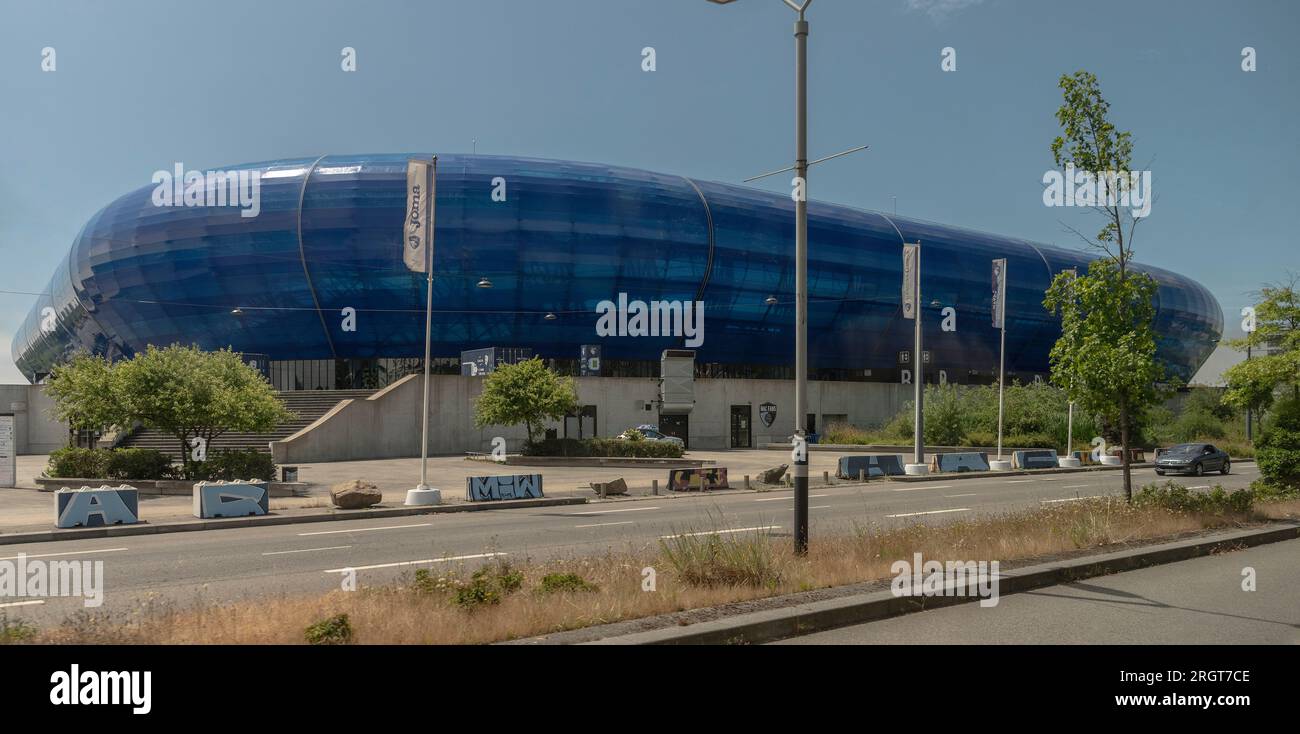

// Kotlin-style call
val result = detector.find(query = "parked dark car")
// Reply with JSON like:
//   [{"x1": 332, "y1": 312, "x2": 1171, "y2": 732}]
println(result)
[{"x1": 1154, "y1": 443, "x2": 1230, "y2": 476}]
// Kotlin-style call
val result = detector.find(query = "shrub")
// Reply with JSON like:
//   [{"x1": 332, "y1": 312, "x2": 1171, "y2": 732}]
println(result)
[
  {"x1": 524, "y1": 437, "x2": 683, "y2": 458},
  {"x1": 1250, "y1": 480, "x2": 1299, "y2": 503},
  {"x1": 450, "y1": 562, "x2": 523, "y2": 610},
  {"x1": 1171, "y1": 410, "x2": 1226, "y2": 441},
  {"x1": 659, "y1": 528, "x2": 783, "y2": 589},
  {"x1": 304, "y1": 613, "x2": 353, "y2": 645},
  {"x1": 193, "y1": 449, "x2": 277, "y2": 481},
  {"x1": 538, "y1": 572, "x2": 598, "y2": 594},
  {"x1": 1133, "y1": 480, "x2": 1252, "y2": 514},
  {"x1": 0, "y1": 615, "x2": 38, "y2": 644},
  {"x1": 923, "y1": 384, "x2": 965, "y2": 445},
  {"x1": 1256, "y1": 398, "x2": 1300, "y2": 489},
  {"x1": 105, "y1": 448, "x2": 175, "y2": 480},
  {"x1": 46, "y1": 447, "x2": 111, "y2": 479}
]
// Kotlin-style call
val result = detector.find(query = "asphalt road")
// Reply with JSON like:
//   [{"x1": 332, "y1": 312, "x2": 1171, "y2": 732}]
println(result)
[
  {"x1": 0, "y1": 463, "x2": 1263, "y2": 625},
  {"x1": 770, "y1": 537, "x2": 1300, "y2": 645}
]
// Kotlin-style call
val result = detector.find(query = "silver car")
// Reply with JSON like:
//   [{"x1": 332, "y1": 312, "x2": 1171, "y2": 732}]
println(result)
[{"x1": 617, "y1": 424, "x2": 685, "y2": 449}]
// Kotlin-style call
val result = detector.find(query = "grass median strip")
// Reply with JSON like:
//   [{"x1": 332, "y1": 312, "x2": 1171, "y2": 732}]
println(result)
[{"x1": 8, "y1": 486, "x2": 1297, "y2": 645}]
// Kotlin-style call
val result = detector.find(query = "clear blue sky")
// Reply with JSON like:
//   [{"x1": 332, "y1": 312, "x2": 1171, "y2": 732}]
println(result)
[{"x1": 1, "y1": 0, "x2": 1296, "y2": 382}]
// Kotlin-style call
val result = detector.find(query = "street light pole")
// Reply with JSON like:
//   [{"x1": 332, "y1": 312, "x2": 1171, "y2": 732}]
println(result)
[
  {"x1": 708, "y1": 0, "x2": 815, "y2": 555},
  {"x1": 792, "y1": 3, "x2": 811, "y2": 556}
]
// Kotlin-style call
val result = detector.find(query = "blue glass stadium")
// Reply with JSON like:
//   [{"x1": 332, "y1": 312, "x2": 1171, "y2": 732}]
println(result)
[{"x1": 11, "y1": 153, "x2": 1222, "y2": 387}]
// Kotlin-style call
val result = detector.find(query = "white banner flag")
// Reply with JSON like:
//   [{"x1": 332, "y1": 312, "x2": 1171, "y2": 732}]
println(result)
[
  {"x1": 991, "y1": 258, "x2": 1007, "y2": 329},
  {"x1": 902, "y1": 243, "x2": 918, "y2": 320},
  {"x1": 403, "y1": 158, "x2": 435, "y2": 273}
]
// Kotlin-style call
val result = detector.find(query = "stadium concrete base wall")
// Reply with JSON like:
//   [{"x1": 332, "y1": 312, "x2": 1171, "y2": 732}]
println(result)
[{"x1": 270, "y1": 375, "x2": 917, "y2": 463}]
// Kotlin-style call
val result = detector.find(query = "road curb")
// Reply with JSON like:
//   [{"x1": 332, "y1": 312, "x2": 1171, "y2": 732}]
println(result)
[
  {"x1": 513, "y1": 519, "x2": 1298, "y2": 645},
  {"x1": 0, "y1": 496, "x2": 587, "y2": 547}
]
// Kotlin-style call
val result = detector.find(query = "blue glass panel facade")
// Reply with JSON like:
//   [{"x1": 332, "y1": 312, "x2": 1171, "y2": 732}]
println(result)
[{"x1": 11, "y1": 154, "x2": 1222, "y2": 385}]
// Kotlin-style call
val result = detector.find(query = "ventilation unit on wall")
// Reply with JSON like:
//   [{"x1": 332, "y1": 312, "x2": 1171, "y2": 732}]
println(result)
[{"x1": 659, "y1": 349, "x2": 695, "y2": 414}]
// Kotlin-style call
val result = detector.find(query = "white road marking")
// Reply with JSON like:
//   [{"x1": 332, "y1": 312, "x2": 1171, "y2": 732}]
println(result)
[
  {"x1": 299, "y1": 523, "x2": 432, "y2": 537},
  {"x1": 660, "y1": 526, "x2": 780, "y2": 539},
  {"x1": 574, "y1": 521, "x2": 635, "y2": 528},
  {"x1": 943, "y1": 493, "x2": 976, "y2": 498},
  {"x1": 1062, "y1": 485, "x2": 1091, "y2": 489},
  {"x1": 1038, "y1": 477, "x2": 1062, "y2": 481},
  {"x1": 810, "y1": 505, "x2": 832, "y2": 510},
  {"x1": 0, "y1": 547, "x2": 128, "y2": 561},
  {"x1": 262, "y1": 545, "x2": 352, "y2": 556},
  {"x1": 568, "y1": 506, "x2": 660, "y2": 515},
  {"x1": 1007, "y1": 479, "x2": 1036, "y2": 483},
  {"x1": 754, "y1": 494, "x2": 827, "y2": 502},
  {"x1": 885, "y1": 508, "x2": 970, "y2": 518},
  {"x1": 0, "y1": 600, "x2": 44, "y2": 609},
  {"x1": 1041, "y1": 496, "x2": 1107, "y2": 504},
  {"x1": 324, "y1": 552, "x2": 505, "y2": 574}
]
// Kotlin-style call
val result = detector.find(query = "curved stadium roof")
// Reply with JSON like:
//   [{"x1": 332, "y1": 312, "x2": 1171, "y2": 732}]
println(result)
[{"x1": 11, "y1": 153, "x2": 1222, "y2": 383}]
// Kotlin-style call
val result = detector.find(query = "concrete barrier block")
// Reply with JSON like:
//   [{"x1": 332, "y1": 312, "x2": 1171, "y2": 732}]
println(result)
[
  {"x1": 1011, "y1": 449, "x2": 1059, "y2": 469},
  {"x1": 668, "y1": 467, "x2": 729, "y2": 491},
  {"x1": 927, "y1": 452, "x2": 990, "y2": 473},
  {"x1": 193, "y1": 481, "x2": 269, "y2": 518},
  {"x1": 837, "y1": 455, "x2": 905, "y2": 478},
  {"x1": 466, "y1": 474, "x2": 544, "y2": 501},
  {"x1": 55, "y1": 486, "x2": 140, "y2": 528}
]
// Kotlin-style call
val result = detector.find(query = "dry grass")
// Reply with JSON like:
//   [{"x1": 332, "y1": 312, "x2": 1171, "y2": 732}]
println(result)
[{"x1": 18, "y1": 497, "x2": 1300, "y2": 645}]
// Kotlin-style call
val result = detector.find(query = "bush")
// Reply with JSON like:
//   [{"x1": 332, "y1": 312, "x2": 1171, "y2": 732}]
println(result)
[
  {"x1": 0, "y1": 615, "x2": 38, "y2": 644},
  {"x1": 451, "y1": 562, "x2": 523, "y2": 610},
  {"x1": 1256, "y1": 398, "x2": 1300, "y2": 489},
  {"x1": 1133, "y1": 480, "x2": 1253, "y2": 514},
  {"x1": 659, "y1": 527, "x2": 783, "y2": 589},
  {"x1": 1171, "y1": 410, "x2": 1226, "y2": 441},
  {"x1": 1250, "y1": 480, "x2": 1299, "y2": 503},
  {"x1": 524, "y1": 437, "x2": 683, "y2": 458},
  {"x1": 193, "y1": 449, "x2": 277, "y2": 481},
  {"x1": 46, "y1": 447, "x2": 110, "y2": 479},
  {"x1": 105, "y1": 448, "x2": 176, "y2": 480},
  {"x1": 538, "y1": 572, "x2": 598, "y2": 594},
  {"x1": 304, "y1": 613, "x2": 353, "y2": 645}
]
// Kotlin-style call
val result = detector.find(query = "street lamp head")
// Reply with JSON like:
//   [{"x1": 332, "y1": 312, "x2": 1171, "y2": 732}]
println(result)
[
  {"x1": 231, "y1": 307, "x2": 244, "y2": 316},
  {"x1": 544, "y1": 312, "x2": 557, "y2": 321},
  {"x1": 765, "y1": 295, "x2": 779, "y2": 305},
  {"x1": 476, "y1": 278, "x2": 493, "y2": 289}
]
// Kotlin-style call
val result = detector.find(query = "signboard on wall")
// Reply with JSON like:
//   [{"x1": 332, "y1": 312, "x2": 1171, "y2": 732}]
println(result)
[
  {"x1": 580, "y1": 345, "x2": 602, "y2": 377},
  {"x1": 0, "y1": 413, "x2": 14, "y2": 488}
]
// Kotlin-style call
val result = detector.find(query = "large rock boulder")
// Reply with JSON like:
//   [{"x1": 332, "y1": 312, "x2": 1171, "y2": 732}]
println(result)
[
  {"x1": 330, "y1": 480, "x2": 383, "y2": 509},
  {"x1": 758, "y1": 464, "x2": 789, "y2": 484}
]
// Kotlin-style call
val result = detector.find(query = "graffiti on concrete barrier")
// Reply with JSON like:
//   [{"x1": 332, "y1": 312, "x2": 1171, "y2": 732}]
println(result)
[
  {"x1": 467, "y1": 474, "x2": 544, "y2": 501},
  {"x1": 929, "y1": 452, "x2": 990, "y2": 473},
  {"x1": 194, "y1": 482, "x2": 269, "y2": 518},
  {"x1": 669, "y1": 467, "x2": 728, "y2": 491},
  {"x1": 56, "y1": 487, "x2": 139, "y2": 528}
]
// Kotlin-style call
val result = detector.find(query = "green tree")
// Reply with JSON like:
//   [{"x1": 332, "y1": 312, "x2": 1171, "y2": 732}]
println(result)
[
  {"x1": 1222, "y1": 275, "x2": 1300, "y2": 420},
  {"x1": 1045, "y1": 261, "x2": 1162, "y2": 501},
  {"x1": 1045, "y1": 70, "x2": 1161, "y2": 502},
  {"x1": 474, "y1": 358, "x2": 579, "y2": 444},
  {"x1": 46, "y1": 345, "x2": 293, "y2": 479}
]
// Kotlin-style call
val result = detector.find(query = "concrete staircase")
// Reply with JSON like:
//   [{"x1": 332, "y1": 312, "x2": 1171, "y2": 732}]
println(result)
[{"x1": 119, "y1": 389, "x2": 376, "y2": 457}]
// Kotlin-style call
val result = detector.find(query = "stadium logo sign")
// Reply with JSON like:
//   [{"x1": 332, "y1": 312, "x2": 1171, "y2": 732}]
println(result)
[
  {"x1": 0, "y1": 552, "x2": 104, "y2": 608},
  {"x1": 891, "y1": 552, "x2": 1000, "y2": 608},
  {"x1": 595, "y1": 293, "x2": 704, "y2": 348},
  {"x1": 151, "y1": 162, "x2": 261, "y2": 218},
  {"x1": 1041, "y1": 163, "x2": 1151, "y2": 218}
]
